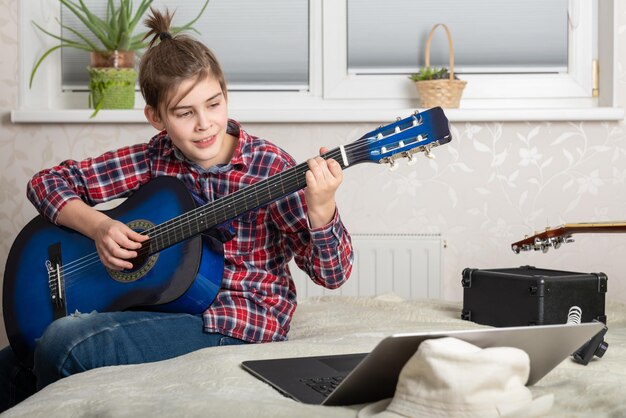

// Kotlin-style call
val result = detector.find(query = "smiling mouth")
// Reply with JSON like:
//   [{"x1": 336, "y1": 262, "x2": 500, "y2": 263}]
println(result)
[{"x1": 194, "y1": 135, "x2": 215, "y2": 143}]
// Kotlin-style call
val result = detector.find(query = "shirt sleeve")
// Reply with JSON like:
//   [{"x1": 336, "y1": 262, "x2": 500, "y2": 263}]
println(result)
[
  {"x1": 303, "y1": 206, "x2": 354, "y2": 288},
  {"x1": 270, "y1": 189, "x2": 354, "y2": 290},
  {"x1": 26, "y1": 143, "x2": 153, "y2": 224}
]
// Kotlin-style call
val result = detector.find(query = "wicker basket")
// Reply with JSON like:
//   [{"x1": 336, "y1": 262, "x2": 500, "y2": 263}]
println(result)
[{"x1": 414, "y1": 24, "x2": 467, "y2": 108}]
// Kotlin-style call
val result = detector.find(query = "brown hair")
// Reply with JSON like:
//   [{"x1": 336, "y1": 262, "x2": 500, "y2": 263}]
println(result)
[{"x1": 139, "y1": 8, "x2": 227, "y2": 116}]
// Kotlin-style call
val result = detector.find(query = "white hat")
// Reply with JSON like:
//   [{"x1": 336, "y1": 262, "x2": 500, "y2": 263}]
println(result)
[{"x1": 358, "y1": 337, "x2": 554, "y2": 418}]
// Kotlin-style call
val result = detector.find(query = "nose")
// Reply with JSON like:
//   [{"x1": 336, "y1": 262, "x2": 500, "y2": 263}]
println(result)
[{"x1": 196, "y1": 110, "x2": 211, "y2": 131}]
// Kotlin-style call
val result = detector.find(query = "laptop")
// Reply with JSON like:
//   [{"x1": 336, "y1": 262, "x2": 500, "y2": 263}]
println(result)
[{"x1": 241, "y1": 321, "x2": 605, "y2": 406}]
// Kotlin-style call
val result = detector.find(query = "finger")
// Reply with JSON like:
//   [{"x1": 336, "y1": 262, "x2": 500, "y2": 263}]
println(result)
[
  {"x1": 128, "y1": 228, "x2": 149, "y2": 242},
  {"x1": 112, "y1": 224, "x2": 148, "y2": 250},
  {"x1": 100, "y1": 235, "x2": 136, "y2": 261},
  {"x1": 97, "y1": 244, "x2": 134, "y2": 270},
  {"x1": 307, "y1": 157, "x2": 325, "y2": 180},
  {"x1": 110, "y1": 245, "x2": 140, "y2": 260},
  {"x1": 313, "y1": 156, "x2": 333, "y2": 179},
  {"x1": 326, "y1": 158, "x2": 344, "y2": 182},
  {"x1": 102, "y1": 232, "x2": 139, "y2": 260},
  {"x1": 319, "y1": 146, "x2": 329, "y2": 155},
  {"x1": 305, "y1": 169, "x2": 317, "y2": 188},
  {"x1": 120, "y1": 229, "x2": 148, "y2": 250},
  {"x1": 105, "y1": 256, "x2": 134, "y2": 271}
]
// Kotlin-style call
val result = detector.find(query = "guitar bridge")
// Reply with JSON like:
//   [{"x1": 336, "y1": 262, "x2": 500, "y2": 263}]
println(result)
[{"x1": 46, "y1": 242, "x2": 67, "y2": 319}]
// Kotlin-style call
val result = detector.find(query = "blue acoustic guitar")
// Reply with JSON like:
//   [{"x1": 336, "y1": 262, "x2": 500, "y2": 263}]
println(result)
[{"x1": 3, "y1": 106, "x2": 452, "y2": 366}]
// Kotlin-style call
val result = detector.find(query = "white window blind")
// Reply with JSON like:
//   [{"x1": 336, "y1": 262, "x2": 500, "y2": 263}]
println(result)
[
  {"x1": 61, "y1": 0, "x2": 309, "y2": 91},
  {"x1": 347, "y1": 0, "x2": 568, "y2": 75}
]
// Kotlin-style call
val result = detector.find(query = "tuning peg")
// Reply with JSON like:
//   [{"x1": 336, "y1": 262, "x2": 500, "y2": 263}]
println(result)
[
  {"x1": 406, "y1": 152, "x2": 417, "y2": 166},
  {"x1": 388, "y1": 159, "x2": 399, "y2": 171},
  {"x1": 412, "y1": 110, "x2": 423, "y2": 125},
  {"x1": 422, "y1": 144, "x2": 434, "y2": 159},
  {"x1": 533, "y1": 237, "x2": 545, "y2": 252}
]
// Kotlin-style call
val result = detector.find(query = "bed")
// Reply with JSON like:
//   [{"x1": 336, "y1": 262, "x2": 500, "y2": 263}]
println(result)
[{"x1": 3, "y1": 294, "x2": 625, "y2": 417}]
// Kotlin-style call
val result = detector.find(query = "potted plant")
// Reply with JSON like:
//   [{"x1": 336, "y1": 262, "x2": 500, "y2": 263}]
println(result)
[{"x1": 29, "y1": 0, "x2": 210, "y2": 115}]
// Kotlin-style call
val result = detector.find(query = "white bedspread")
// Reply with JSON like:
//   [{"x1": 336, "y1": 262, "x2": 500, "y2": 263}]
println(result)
[{"x1": 3, "y1": 295, "x2": 625, "y2": 417}]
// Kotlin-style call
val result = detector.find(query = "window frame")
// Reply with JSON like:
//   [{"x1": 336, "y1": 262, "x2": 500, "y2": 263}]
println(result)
[{"x1": 14, "y1": 0, "x2": 623, "y2": 123}]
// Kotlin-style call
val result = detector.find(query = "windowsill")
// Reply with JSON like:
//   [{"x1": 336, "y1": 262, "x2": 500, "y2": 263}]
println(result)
[
  {"x1": 11, "y1": 105, "x2": 624, "y2": 124},
  {"x1": 10, "y1": 93, "x2": 625, "y2": 124}
]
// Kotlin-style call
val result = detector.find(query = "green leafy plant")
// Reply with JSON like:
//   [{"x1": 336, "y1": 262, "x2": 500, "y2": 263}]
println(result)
[
  {"x1": 29, "y1": 0, "x2": 210, "y2": 87},
  {"x1": 409, "y1": 67, "x2": 458, "y2": 82}
]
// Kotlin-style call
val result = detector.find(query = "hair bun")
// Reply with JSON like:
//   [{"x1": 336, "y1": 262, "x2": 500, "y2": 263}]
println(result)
[{"x1": 159, "y1": 32, "x2": 173, "y2": 41}]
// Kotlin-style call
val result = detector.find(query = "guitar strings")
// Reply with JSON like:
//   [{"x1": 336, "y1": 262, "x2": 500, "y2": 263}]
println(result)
[{"x1": 59, "y1": 133, "x2": 423, "y2": 286}]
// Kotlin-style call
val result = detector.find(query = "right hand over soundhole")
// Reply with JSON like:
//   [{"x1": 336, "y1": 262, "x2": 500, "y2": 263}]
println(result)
[{"x1": 93, "y1": 217, "x2": 149, "y2": 270}]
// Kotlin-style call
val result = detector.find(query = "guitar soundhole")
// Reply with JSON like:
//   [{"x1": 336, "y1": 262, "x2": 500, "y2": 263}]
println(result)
[{"x1": 107, "y1": 219, "x2": 159, "y2": 283}]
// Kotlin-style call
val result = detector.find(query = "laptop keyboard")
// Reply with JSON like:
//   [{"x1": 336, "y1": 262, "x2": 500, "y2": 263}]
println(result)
[{"x1": 300, "y1": 375, "x2": 345, "y2": 396}]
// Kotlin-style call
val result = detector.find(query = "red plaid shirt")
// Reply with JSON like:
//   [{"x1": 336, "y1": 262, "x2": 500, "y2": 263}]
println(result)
[{"x1": 27, "y1": 120, "x2": 353, "y2": 343}]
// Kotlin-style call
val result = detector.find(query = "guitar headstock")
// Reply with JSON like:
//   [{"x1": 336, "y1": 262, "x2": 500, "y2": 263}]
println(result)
[
  {"x1": 511, "y1": 226, "x2": 573, "y2": 253},
  {"x1": 512, "y1": 221, "x2": 626, "y2": 253},
  {"x1": 345, "y1": 107, "x2": 452, "y2": 168}
]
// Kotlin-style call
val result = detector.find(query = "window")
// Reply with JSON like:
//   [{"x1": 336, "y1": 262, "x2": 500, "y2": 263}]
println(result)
[
  {"x1": 15, "y1": 0, "x2": 622, "y2": 123},
  {"x1": 323, "y1": 0, "x2": 593, "y2": 102}
]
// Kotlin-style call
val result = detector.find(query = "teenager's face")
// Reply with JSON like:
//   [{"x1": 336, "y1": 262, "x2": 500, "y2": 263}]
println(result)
[{"x1": 145, "y1": 75, "x2": 231, "y2": 169}]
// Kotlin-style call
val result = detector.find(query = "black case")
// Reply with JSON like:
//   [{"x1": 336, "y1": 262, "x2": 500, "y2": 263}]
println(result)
[{"x1": 461, "y1": 265, "x2": 607, "y2": 327}]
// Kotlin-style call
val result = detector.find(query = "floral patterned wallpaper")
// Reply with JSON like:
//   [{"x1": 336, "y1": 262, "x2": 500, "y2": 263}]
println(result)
[{"x1": 1, "y1": 1, "x2": 626, "y2": 346}]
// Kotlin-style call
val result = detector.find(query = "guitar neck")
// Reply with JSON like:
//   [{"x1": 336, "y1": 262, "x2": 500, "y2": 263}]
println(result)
[
  {"x1": 555, "y1": 222, "x2": 626, "y2": 234},
  {"x1": 147, "y1": 147, "x2": 349, "y2": 253}
]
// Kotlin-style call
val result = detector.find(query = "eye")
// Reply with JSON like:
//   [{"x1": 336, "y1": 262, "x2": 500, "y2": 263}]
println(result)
[{"x1": 177, "y1": 111, "x2": 193, "y2": 118}]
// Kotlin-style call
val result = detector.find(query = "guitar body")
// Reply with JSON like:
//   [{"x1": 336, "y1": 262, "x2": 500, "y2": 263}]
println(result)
[{"x1": 3, "y1": 177, "x2": 223, "y2": 366}]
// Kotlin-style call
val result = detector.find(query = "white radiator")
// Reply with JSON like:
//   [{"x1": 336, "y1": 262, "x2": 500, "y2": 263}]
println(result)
[{"x1": 290, "y1": 234, "x2": 443, "y2": 299}]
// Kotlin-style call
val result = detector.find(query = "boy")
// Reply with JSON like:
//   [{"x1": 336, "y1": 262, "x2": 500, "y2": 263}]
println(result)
[{"x1": 0, "y1": 8, "x2": 353, "y2": 411}]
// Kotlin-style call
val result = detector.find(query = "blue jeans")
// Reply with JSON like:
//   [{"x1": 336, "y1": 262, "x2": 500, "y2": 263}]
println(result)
[{"x1": 0, "y1": 311, "x2": 247, "y2": 412}]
